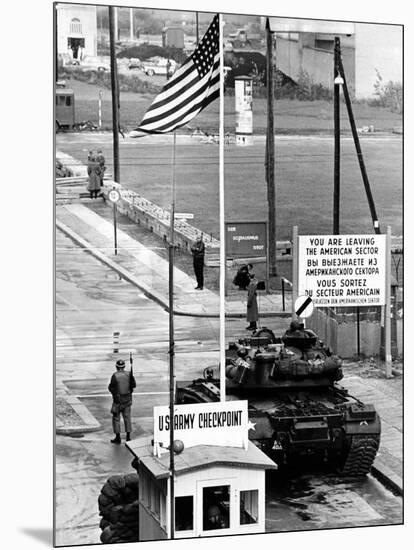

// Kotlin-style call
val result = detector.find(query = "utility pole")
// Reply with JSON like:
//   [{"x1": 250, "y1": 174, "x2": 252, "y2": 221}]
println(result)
[
  {"x1": 333, "y1": 37, "x2": 341, "y2": 235},
  {"x1": 114, "y1": 5, "x2": 119, "y2": 42},
  {"x1": 130, "y1": 8, "x2": 134, "y2": 42},
  {"x1": 196, "y1": 12, "x2": 199, "y2": 45},
  {"x1": 54, "y1": 4, "x2": 58, "y2": 82},
  {"x1": 109, "y1": 6, "x2": 120, "y2": 183},
  {"x1": 265, "y1": 19, "x2": 276, "y2": 276},
  {"x1": 338, "y1": 56, "x2": 381, "y2": 235}
]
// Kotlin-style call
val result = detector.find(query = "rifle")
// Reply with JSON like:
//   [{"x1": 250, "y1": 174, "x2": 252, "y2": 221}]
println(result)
[{"x1": 129, "y1": 351, "x2": 135, "y2": 391}]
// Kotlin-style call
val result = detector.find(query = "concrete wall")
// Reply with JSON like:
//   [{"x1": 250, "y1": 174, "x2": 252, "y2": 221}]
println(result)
[
  {"x1": 307, "y1": 307, "x2": 401, "y2": 359},
  {"x1": 354, "y1": 23, "x2": 402, "y2": 99},
  {"x1": 104, "y1": 183, "x2": 221, "y2": 264},
  {"x1": 56, "y1": 3, "x2": 97, "y2": 57},
  {"x1": 275, "y1": 36, "x2": 355, "y2": 93}
]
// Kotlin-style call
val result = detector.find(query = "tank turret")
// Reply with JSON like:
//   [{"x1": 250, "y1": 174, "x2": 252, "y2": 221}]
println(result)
[{"x1": 176, "y1": 324, "x2": 380, "y2": 477}]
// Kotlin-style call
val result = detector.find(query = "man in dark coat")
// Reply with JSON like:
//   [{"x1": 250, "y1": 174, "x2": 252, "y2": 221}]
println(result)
[
  {"x1": 108, "y1": 359, "x2": 136, "y2": 444},
  {"x1": 246, "y1": 274, "x2": 259, "y2": 331},
  {"x1": 87, "y1": 155, "x2": 101, "y2": 198},
  {"x1": 191, "y1": 234, "x2": 205, "y2": 290},
  {"x1": 96, "y1": 149, "x2": 106, "y2": 187}
]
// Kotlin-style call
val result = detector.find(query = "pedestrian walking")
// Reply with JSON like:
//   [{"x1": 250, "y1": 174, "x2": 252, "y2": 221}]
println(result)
[
  {"x1": 87, "y1": 154, "x2": 101, "y2": 198},
  {"x1": 191, "y1": 234, "x2": 205, "y2": 290},
  {"x1": 246, "y1": 273, "x2": 258, "y2": 331},
  {"x1": 108, "y1": 359, "x2": 136, "y2": 444},
  {"x1": 96, "y1": 149, "x2": 106, "y2": 187}
]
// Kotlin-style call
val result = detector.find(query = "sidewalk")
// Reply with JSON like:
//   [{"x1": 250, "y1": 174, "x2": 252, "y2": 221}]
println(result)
[
  {"x1": 55, "y1": 201, "x2": 402, "y2": 496},
  {"x1": 56, "y1": 202, "x2": 291, "y2": 318}
]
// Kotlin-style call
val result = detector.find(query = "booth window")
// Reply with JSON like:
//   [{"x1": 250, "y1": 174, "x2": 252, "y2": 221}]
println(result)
[
  {"x1": 240, "y1": 490, "x2": 258, "y2": 524},
  {"x1": 202, "y1": 485, "x2": 230, "y2": 531},
  {"x1": 175, "y1": 496, "x2": 193, "y2": 531}
]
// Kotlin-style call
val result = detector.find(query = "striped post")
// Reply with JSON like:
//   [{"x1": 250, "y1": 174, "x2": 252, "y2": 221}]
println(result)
[{"x1": 113, "y1": 331, "x2": 120, "y2": 353}]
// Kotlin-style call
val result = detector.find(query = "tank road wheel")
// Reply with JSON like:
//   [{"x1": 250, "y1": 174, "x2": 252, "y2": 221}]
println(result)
[
  {"x1": 98, "y1": 473, "x2": 139, "y2": 543},
  {"x1": 338, "y1": 434, "x2": 380, "y2": 477}
]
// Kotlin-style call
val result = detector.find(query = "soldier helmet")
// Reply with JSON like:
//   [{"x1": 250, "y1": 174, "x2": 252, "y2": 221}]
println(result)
[
  {"x1": 207, "y1": 505, "x2": 220, "y2": 519},
  {"x1": 289, "y1": 320, "x2": 301, "y2": 332},
  {"x1": 116, "y1": 359, "x2": 125, "y2": 368}
]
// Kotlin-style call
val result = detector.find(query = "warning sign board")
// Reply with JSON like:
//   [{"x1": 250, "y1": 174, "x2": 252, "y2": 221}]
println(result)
[
  {"x1": 225, "y1": 221, "x2": 267, "y2": 258},
  {"x1": 298, "y1": 234, "x2": 387, "y2": 307}
]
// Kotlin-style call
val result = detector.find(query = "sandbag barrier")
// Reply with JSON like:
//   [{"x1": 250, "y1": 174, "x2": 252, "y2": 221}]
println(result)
[{"x1": 98, "y1": 472, "x2": 139, "y2": 544}]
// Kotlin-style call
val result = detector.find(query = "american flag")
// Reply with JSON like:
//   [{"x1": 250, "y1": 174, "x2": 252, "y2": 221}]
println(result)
[{"x1": 135, "y1": 14, "x2": 220, "y2": 134}]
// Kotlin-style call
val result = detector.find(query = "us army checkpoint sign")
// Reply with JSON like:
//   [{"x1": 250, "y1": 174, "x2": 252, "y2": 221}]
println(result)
[
  {"x1": 153, "y1": 401, "x2": 249, "y2": 455},
  {"x1": 298, "y1": 234, "x2": 387, "y2": 307}
]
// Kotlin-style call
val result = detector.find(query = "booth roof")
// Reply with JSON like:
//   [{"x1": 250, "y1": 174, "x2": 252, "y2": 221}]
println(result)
[{"x1": 126, "y1": 436, "x2": 277, "y2": 480}]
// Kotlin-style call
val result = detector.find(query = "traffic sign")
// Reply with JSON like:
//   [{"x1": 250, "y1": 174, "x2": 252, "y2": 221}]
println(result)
[
  {"x1": 174, "y1": 213, "x2": 194, "y2": 220},
  {"x1": 294, "y1": 295, "x2": 314, "y2": 318},
  {"x1": 108, "y1": 189, "x2": 121, "y2": 203}
]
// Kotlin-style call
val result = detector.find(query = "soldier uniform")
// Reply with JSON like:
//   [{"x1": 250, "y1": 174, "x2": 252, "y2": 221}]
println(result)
[
  {"x1": 108, "y1": 359, "x2": 136, "y2": 444},
  {"x1": 191, "y1": 235, "x2": 205, "y2": 290}
]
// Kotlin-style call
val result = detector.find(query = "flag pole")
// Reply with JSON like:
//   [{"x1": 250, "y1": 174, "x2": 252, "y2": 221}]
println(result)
[
  {"x1": 168, "y1": 131, "x2": 176, "y2": 538},
  {"x1": 219, "y1": 14, "x2": 226, "y2": 402}
]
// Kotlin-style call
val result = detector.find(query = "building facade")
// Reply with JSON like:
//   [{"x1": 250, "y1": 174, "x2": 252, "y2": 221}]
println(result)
[{"x1": 56, "y1": 3, "x2": 97, "y2": 60}]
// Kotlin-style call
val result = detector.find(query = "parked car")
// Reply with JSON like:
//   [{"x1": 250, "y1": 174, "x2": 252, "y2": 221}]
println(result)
[
  {"x1": 141, "y1": 57, "x2": 177, "y2": 76},
  {"x1": 128, "y1": 57, "x2": 142, "y2": 70},
  {"x1": 79, "y1": 58, "x2": 110, "y2": 73}
]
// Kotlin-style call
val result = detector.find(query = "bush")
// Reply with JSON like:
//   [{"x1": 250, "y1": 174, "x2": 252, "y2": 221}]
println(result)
[
  {"x1": 69, "y1": 67, "x2": 162, "y2": 95},
  {"x1": 370, "y1": 69, "x2": 402, "y2": 114}
]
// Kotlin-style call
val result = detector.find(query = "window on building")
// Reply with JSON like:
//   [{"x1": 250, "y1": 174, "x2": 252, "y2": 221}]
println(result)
[
  {"x1": 65, "y1": 96, "x2": 72, "y2": 107},
  {"x1": 240, "y1": 489, "x2": 258, "y2": 524},
  {"x1": 315, "y1": 39, "x2": 334, "y2": 51},
  {"x1": 70, "y1": 18, "x2": 82, "y2": 34},
  {"x1": 175, "y1": 496, "x2": 194, "y2": 531},
  {"x1": 202, "y1": 485, "x2": 230, "y2": 531}
]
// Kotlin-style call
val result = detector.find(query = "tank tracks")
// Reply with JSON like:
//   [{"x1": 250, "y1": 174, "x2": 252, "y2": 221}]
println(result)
[{"x1": 340, "y1": 434, "x2": 380, "y2": 476}]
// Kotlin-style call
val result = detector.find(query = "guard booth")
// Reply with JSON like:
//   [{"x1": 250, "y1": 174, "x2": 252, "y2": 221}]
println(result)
[
  {"x1": 126, "y1": 401, "x2": 277, "y2": 540},
  {"x1": 55, "y1": 88, "x2": 75, "y2": 129}
]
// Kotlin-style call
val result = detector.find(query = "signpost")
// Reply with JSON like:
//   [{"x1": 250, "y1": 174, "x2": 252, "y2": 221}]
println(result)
[
  {"x1": 293, "y1": 227, "x2": 392, "y2": 373},
  {"x1": 297, "y1": 234, "x2": 387, "y2": 308},
  {"x1": 108, "y1": 188, "x2": 121, "y2": 255},
  {"x1": 294, "y1": 295, "x2": 314, "y2": 319}
]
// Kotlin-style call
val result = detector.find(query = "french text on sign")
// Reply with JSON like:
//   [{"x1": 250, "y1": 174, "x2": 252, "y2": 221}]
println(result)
[{"x1": 298, "y1": 234, "x2": 386, "y2": 307}]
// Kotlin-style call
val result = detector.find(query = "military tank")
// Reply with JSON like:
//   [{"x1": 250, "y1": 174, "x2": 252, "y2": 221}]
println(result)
[{"x1": 176, "y1": 323, "x2": 380, "y2": 476}]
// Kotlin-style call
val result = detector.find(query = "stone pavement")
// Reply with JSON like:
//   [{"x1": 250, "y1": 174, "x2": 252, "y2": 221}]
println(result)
[{"x1": 55, "y1": 200, "x2": 402, "y2": 495}]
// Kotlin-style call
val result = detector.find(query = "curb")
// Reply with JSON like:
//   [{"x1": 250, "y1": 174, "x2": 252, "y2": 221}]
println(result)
[
  {"x1": 56, "y1": 218, "x2": 290, "y2": 319},
  {"x1": 56, "y1": 394, "x2": 101, "y2": 436},
  {"x1": 371, "y1": 459, "x2": 403, "y2": 497}
]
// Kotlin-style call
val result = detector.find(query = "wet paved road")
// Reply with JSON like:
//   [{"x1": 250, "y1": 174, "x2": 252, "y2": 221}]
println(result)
[{"x1": 55, "y1": 228, "x2": 402, "y2": 546}]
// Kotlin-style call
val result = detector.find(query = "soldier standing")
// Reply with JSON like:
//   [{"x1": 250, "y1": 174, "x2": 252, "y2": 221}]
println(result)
[
  {"x1": 246, "y1": 273, "x2": 258, "y2": 331},
  {"x1": 108, "y1": 359, "x2": 136, "y2": 444},
  {"x1": 191, "y1": 234, "x2": 205, "y2": 290}
]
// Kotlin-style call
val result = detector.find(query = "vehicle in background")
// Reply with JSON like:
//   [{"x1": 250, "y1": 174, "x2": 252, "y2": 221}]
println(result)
[
  {"x1": 141, "y1": 57, "x2": 177, "y2": 76},
  {"x1": 128, "y1": 57, "x2": 142, "y2": 70},
  {"x1": 78, "y1": 58, "x2": 110, "y2": 72},
  {"x1": 55, "y1": 87, "x2": 75, "y2": 131}
]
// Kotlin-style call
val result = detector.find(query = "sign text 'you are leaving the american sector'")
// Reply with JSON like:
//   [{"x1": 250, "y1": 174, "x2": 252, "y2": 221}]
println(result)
[{"x1": 298, "y1": 234, "x2": 387, "y2": 307}]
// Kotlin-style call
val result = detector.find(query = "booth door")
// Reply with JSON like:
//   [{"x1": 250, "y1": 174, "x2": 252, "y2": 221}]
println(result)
[{"x1": 196, "y1": 479, "x2": 236, "y2": 537}]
